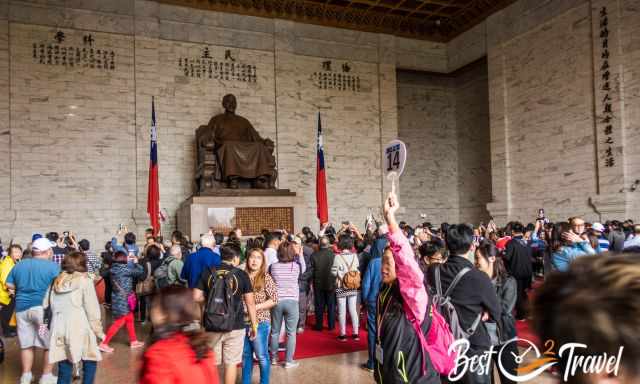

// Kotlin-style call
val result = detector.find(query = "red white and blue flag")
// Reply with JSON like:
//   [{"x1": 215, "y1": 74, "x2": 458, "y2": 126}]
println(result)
[
  {"x1": 316, "y1": 112, "x2": 329, "y2": 224},
  {"x1": 147, "y1": 97, "x2": 160, "y2": 236}
]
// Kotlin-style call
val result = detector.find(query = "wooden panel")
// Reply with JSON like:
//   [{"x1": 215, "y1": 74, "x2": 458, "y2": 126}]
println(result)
[{"x1": 236, "y1": 207, "x2": 294, "y2": 236}]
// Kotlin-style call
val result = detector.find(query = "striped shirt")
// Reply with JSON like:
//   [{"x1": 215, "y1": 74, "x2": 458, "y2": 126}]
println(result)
[
  {"x1": 597, "y1": 236, "x2": 610, "y2": 253},
  {"x1": 269, "y1": 262, "x2": 300, "y2": 301}
]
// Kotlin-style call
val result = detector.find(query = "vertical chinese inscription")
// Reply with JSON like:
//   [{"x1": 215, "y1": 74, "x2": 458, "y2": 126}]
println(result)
[{"x1": 599, "y1": 7, "x2": 614, "y2": 168}]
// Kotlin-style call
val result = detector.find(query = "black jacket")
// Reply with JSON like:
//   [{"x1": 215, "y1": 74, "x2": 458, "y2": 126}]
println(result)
[
  {"x1": 426, "y1": 256, "x2": 501, "y2": 351},
  {"x1": 504, "y1": 236, "x2": 533, "y2": 279},
  {"x1": 309, "y1": 248, "x2": 335, "y2": 291},
  {"x1": 375, "y1": 284, "x2": 440, "y2": 384}
]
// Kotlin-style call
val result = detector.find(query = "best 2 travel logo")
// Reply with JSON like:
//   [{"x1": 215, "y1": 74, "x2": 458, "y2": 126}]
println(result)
[{"x1": 448, "y1": 337, "x2": 624, "y2": 382}]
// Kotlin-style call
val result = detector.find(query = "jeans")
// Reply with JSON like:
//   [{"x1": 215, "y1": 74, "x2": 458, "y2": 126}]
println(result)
[
  {"x1": 242, "y1": 322, "x2": 270, "y2": 384},
  {"x1": 337, "y1": 295, "x2": 359, "y2": 336},
  {"x1": 365, "y1": 301, "x2": 376, "y2": 368},
  {"x1": 314, "y1": 290, "x2": 336, "y2": 330},
  {"x1": 270, "y1": 300, "x2": 299, "y2": 362},
  {"x1": 58, "y1": 360, "x2": 97, "y2": 384},
  {"x1": 298, "y1": 291, "x2": 308, "y2": 329},
  {"x1": 515, "y1": 277, "x2": 530, "y2": 320}
]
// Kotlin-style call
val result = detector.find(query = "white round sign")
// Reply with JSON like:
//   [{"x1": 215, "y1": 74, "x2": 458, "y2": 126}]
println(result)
[{"x1": 384, "y1": 139, "x2": 407, "y2": 177}]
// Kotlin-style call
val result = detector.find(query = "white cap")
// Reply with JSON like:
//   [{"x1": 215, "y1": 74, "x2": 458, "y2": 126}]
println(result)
[
  {"x1": 32, "y1": 238, "x2": 54, "y2": 251},
  {"x1": 592, "y1": 222, "x2": 605, "y2": 233}
]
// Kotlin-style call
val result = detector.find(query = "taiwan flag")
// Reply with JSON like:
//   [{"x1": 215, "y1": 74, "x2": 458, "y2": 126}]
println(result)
[
  {"x1": 316, "y1": 112, "x2": 329, "y2": 224},
  {"x1": 147, "y1": 97, "x2": 160, "y2": 236}
]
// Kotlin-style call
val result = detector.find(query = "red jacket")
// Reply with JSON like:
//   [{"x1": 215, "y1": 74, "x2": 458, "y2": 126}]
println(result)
[{"x1": 140, "y1": 333, "x2": 219, "y2": 384}]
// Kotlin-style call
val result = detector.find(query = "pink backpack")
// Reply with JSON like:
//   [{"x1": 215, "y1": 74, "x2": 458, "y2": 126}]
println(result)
[{"x1": 424, "y1": 303, "x2": 457, "y2": 375}]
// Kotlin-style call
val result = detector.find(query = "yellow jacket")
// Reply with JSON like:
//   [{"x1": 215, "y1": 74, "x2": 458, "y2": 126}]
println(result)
[{"x1": 0, "y1": 256, "x2": 16, "y2": 305}]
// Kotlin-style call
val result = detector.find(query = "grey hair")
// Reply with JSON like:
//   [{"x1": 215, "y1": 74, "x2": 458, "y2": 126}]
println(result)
[{"x1": 200, "y1": 234, "x2": 216, "y2": 248}]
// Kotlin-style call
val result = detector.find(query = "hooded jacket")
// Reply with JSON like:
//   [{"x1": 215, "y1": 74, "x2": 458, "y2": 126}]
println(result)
[
  {"x1": 110, "y1": 262, "x2": 144, "y2": 317},
  {"x1": 43, "y1": 272, "x2": 105, "y2": 364},
  {"x1": 140, "y1": 333, "x2": 219, "y2": 384},
  {"x1": 362, "y1": 237, "x2": 387, "y2": 304},
  {"x1": 504, "y1": 236, "x2": 533, "y2": 279}
]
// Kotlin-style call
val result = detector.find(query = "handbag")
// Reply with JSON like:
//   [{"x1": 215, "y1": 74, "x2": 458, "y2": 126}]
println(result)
[
  {"x1": 43, "y1": 283, "x2": 54, "y2": 330},
  {"x1": 94, "y1": 278, "x2": 106, "y2": 305},
  {"x1": 113, "y1": 277, "x2": 137, "y2": 312}
]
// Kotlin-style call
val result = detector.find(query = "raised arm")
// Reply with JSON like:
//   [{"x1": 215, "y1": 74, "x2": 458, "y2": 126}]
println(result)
[{"x1": 384, "y1": 192, "x2": 427, "y2": 324}]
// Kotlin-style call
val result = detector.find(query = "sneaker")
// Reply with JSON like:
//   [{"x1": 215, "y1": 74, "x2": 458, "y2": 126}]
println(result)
[
  {"x1": 337, "y1": 335, "x2": 347, "y2": 342},
  {"x1": 352, "y1": 334, "x2": 360, "y2": 341},
  {"x1": 284, "y1": 361, "x2": 300, "y2": 369},
  {"x1": 130, "y1": 341, "x2": 145, "y2": 349},
  {"x1": 98, "y1": 343, "x2": 114, "y2": 353},
  {"x1": 19, "y1": 373, "x2": 33, "y2": 384},
  {"x1": 297, "y1": 327, "x2": 304, "y2": 334},
  {"x1": 38, "y1": 374, "x2": 57, "y2": 384},
  {"x1": 360, "y1": 363, "x2": 374, "y2": 373},
  {"x1": 271, "y1": 357, "x2": 279, "y2": 366}
]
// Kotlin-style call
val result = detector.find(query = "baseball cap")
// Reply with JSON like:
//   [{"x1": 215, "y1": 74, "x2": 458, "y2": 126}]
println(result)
[
  {"x1": 32, "y1": 237, "x2": 54, "y2": 252},
  {"x1": 592, "y1": 222, "x2": 605, "y2": 233},
  {"x1": 32, "y1": 233, "x2": 43, "y2": 242}
]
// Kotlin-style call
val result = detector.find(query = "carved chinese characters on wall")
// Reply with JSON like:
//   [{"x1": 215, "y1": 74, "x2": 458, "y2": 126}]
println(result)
[
  {"x1": 599, "y1": 7, "x2": 614, "y2": 168},
  {"x1": 32, "y1": 31, "x2": 116, "y2": 71},
  {"x1": 311, "y1": 60, "x2": 362, "y2": 92},
  {"x1": 178, "y1": 47, "x2": 257, "y2": 83}
]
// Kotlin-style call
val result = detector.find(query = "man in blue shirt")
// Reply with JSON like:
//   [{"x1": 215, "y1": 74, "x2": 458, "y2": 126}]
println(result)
[
  {"x1": 181, "y1": 234, "x2": 221, "y2": 288},
  {"x1": 6, "y1": 238, "x2": 60, "y2": 384}
]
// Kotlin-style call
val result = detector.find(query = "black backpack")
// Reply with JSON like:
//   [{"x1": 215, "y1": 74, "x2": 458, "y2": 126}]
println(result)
[
  {"x1": 432, "y1": 265, "x2": 481, "y2": 341},
  {"x1": 153, "y1": 256, "x2": 175, "y2": 289},
  {"x1": 203, "y1": 267, "x2": 237, "y2": 332}
]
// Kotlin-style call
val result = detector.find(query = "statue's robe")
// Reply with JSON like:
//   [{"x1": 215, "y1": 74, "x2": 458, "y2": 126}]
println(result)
[{"x1": 206, "y1": 113, "x2": 274, "y2": 180}]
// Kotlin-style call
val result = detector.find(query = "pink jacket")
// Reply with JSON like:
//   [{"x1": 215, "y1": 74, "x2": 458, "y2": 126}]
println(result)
[
  {"x1": 387, "y1": 228, "x2": 428, "y2": 325},
  {"x1": 387, "y1": 227, "x2": 430, "y2": 373}
]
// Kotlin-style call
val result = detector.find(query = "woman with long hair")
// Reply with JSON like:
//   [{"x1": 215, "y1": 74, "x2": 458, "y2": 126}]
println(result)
[
  {"x1": 242, "y1": 248, "x2": 278, "y2": 384},
  {"x1": 99, "y1": 250, "x2": 144, "y2": 352},
  {"x1": 474, "y1": 241, "x2": 518, "y2": 384},
  {"x1": 44, "y1": 251, "x2": 105, "y2": 384},
  {"x1": 549, "y1": 222, "x2": 596, "y2": 272},
  {"x1": 375, "y1": 192, "x2": 439, "y2": 384},
  {"x1": 268, "y1": 241, "x2": 301, "y2": 368},
  {"x1": 140, "y1": 285, "x2": 218, "y2": 384}
]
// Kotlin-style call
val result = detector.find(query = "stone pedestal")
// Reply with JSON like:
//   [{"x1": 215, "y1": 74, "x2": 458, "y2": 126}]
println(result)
[{"x1": 177, "y1": 189, "x2": 305, "y2": 241}]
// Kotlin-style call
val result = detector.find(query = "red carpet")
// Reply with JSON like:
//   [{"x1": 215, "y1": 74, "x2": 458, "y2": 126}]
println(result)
[{"x1": 271, "y1": 315, "x2": 368, "y2": 361}]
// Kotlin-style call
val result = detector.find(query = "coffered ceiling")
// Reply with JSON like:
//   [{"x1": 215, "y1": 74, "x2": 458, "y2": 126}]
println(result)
[{"x1": 156, "y1": 0, "x2": 516, "y2": 41}]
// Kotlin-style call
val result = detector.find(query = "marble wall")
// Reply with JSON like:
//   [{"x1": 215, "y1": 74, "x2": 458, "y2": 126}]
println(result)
[
  {"x1": 396, "y1": 59, "x2": 491, "y2": 226},
  {"x1": 485, "y1": 0, "x2": 640, "y2": 224},
  {"x1": 397, "y1": 71, "x2": 459, "y2": 225},
  {"x1": 0, "y1": 0, "x2": 447, "y2": 245}
]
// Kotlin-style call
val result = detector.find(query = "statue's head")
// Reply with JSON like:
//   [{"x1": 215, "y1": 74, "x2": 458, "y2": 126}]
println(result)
[{"x1": 222, "y1": 94, "x2": 237, "y2": 114}]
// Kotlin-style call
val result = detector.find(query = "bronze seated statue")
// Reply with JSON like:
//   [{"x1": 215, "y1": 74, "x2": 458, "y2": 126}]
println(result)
[{"x1": 195, "y1": 94, "x2": 277, "y2": 192}]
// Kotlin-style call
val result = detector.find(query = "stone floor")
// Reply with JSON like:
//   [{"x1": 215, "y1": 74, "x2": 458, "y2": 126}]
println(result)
[{"x1": 1, "y1": 326, "x2": 557, "y2": 384}]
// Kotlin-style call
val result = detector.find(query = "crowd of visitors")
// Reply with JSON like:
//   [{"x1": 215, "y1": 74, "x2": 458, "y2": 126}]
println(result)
[{"x1": 2, "y1": 205, "x2": 640, "y2": 383}]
